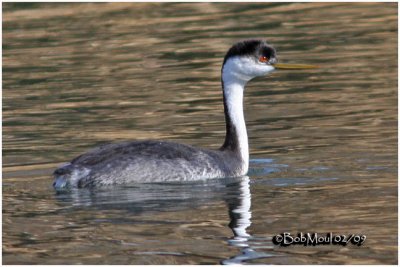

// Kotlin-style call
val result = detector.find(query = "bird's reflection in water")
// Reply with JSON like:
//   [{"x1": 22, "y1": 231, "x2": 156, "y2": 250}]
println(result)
[
  {"x1": 54, "y1": 178, "x2": 243, "y2": 213},
  {"x1": 54, "y1": 176, "x2": 276, "y2": 263},
  {"x1": 222, "y1": 176, "x2": 275, "y2": 264}
]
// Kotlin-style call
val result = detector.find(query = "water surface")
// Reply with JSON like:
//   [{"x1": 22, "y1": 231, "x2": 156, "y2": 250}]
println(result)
[{"x1": 3, "y1": 2, "x2": 397, "y2": 264}]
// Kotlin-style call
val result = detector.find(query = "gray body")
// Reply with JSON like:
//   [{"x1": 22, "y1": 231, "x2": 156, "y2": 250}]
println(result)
[{"x1": 54, "y1": 141, "x2": 244, "y2": 188}]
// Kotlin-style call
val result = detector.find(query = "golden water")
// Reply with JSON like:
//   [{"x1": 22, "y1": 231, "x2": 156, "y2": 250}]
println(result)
[{"x1": 3, "y1": 2, "x2": 397, "y2": 264}]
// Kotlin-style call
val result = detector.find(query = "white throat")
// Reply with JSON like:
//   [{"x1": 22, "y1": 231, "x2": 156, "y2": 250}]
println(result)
[{"x1": 222, "y1": 58, "x2": 250, "y2": 173}]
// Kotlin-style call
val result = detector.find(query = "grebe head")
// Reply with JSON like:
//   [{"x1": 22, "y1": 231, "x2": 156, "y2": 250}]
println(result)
[
  {"x1": 222, "y1": 40, "x2": 277, "y2": 85},
  {"x1": 222, "y1": 39, "x2": 318, "y2": 86}
]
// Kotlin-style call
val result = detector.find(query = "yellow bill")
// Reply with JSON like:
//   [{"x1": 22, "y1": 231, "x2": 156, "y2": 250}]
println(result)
[{"x1": 273, "y1": 63, "x2": 319, "y2": 70}]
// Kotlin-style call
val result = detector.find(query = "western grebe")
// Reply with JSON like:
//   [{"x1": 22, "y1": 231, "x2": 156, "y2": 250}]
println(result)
[{"x1": 53, "y1": 39, "x2": 317, "y2": 189}]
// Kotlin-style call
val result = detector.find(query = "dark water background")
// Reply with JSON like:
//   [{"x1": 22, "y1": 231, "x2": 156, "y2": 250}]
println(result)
[{"x1": 3, "y1": 2, "x2": 397, "y2": 264}]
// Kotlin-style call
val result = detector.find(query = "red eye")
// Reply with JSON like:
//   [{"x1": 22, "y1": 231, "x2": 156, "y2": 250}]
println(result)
[{"x1": 259, "y1": 56, "x2": 269, "y2": 63}]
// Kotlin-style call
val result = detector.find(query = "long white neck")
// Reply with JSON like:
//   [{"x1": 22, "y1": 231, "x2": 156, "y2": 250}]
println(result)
[{"x1": 221, "y1": 58, "x2": 252, "y2": 174}]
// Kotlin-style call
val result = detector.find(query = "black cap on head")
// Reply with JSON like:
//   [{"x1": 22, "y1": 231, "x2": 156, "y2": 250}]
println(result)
[{"x1": 223, "y1": 39, "x2": 276, "y2": 65}]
